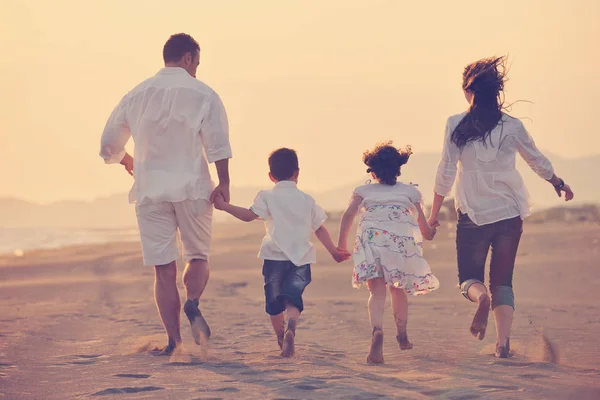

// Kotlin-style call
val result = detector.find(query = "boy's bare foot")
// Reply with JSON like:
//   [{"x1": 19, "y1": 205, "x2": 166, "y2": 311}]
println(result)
[
  {"x1": 280, "y1": 331, "x2": 295, "y2": 357},
  {"x1": 184, "y1": 299, "x2": 211, "y2": 346},
  {"x1": 396, "y1": 333, "x2": 413, "y2": 350},
  {"x1": 280, "y1": 320, "x2": 296, "y2": 358},
  {"x1": 277, "y1": 331, "x2": 285, "y2": 350},
  {"x1": 470, "y1": 293, "x2": 490, "y2": 340},
  {"x1": 367, "y1": 327, "x2": 384, "y2": 364}
]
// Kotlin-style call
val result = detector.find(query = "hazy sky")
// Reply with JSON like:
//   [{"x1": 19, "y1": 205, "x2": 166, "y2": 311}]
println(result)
[{"x1": 1, "y1": 0, "x2": 598, "y2": 203}]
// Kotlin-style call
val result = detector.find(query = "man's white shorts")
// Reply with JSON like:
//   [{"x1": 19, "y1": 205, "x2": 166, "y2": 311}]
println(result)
[{"x1": 135, "y1": 198, "x2": 213, "y2": 266}]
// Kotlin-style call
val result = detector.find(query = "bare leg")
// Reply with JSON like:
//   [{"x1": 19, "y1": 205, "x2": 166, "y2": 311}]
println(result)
[
  {"x1": 494, "y1": 305, "x2": 513, "y2": 355},
  {"x1": 281, "y1": 302, "x2": 299, "y2": 358},
  {"x1": 389, "y1": 286, "x2": 412, "y2": 350},
  {"x1": 183, "y1": 259, "x2": 211, "y2": 345},
  {"x1": 183, "y1": 258, "x2": 210, "y2": 300},
  {"x1": 269, "y1": 313, "x2": 285, "y2": 349},
  {"x1": 154, "y1": 261, "x2": 181, "y2": 355},
  {"x1": 467, "y1": 282, "x2": 491, "y2": 340},
  {"x1": 366, "y1": 278, "x2": 386, "y2": 364}
]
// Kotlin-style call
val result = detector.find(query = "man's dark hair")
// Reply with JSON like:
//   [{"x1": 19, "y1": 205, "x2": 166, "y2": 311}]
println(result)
[
  {"x1": 163, "y1": 33, "x2": 200, "y2": 63},
  {"x1": 268, "y1": 148, "x2": 299, "y2": 181}
]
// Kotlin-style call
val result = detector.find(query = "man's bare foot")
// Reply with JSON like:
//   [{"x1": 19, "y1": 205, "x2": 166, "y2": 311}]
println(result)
[
  {"x1": 151, "y1": 338, "x2": 178, "y2": 356},
  {"x1": 367, "y1": 327, "x2": 384, "y2": 364},
  {"x1": 470, "y1": 293, "x2": 490, "y2": 340},
  {"x1": 396, "y1": 333, "x2": 413, "y2": 350},
  {"x1": 184, "y1": 299, "x2": 211, "y2": 346}
]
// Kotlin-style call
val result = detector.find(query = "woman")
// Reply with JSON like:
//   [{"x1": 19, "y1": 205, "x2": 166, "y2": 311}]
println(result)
[{"x1": 428, "y1": 56, "x2": 574, "y2": 358}]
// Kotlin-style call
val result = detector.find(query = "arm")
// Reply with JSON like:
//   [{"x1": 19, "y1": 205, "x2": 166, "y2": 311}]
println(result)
[
  {"x1": 99, "y1": 96, "x2": 131, "y2": 167},
  {"x1": 428, "y1": 193, "x2": 445, "y2": 227},
  {"x1": 516, "y1": 125, "x2": 574, "y2": 201},
  {"x1": 211, "y1": 158, "x2": 231, "y2": 202},
  {"x1": 337, "y1": 195, "x2": 362, "y2": 251},
  {"x1": 415, "y1": 202, "x2": 436, "y2": 240},
  {"x1": 201, "y1": 93, "x2": 233, "y2": 203},
  {"x1": 430, "y1": 117, "x2": 460, "y2": 223},
  {"x1": 214, "y1": 197, "x2": 258, "y2": 222},
  {"x1": 315, "y1": 225, "x2": 350, "y2": 262},
  {"x1": 315, "y1": 225, "x2": 338, "y2": 255}
]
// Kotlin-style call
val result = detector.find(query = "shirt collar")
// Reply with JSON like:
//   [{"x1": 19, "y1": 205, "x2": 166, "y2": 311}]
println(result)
[
  {"x1": 156, "y1": 67, "x2": 190, "y2": 76},
  {"x1": 274, "y1": 181, "x2": 298, "y2": 189}
]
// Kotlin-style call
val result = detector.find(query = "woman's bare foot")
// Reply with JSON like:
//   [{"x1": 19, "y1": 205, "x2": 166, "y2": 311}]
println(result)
[
  {"x1": 277, "y1": 331, "x2": 285, "y2": 350},
  {"x1": 367, "y1": 327, "x2": 384, "y2": 364},
  {"x1": 396, "y1": 333, "x2": 413, "y2": 350},
  {"x1": 470, "y1": 293, "x2": 490, "y2": 340},
  {"x1": 495, "y1": 337, "x2": 510, "y2": 358}
]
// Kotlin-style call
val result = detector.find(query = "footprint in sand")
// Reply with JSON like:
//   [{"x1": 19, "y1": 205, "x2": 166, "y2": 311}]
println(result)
[
  {"x1": 114, "y1": 374, "x2": 151, "y2": 379},
  {"x1": 478, "y1": 384, "x2": 521, "y2": 393},
  {"x1": 92, "y1": 386, "x2": 164, "y2": 396},
  {"x1": 294, "y1": 384, "x2": 319, "y2": 391},
  {"x1": 218, "y1": 282, "x2": 248, "y2": 296},
  {"x1": 211, "y1": 387, "x2": 240, "y2": 392}
]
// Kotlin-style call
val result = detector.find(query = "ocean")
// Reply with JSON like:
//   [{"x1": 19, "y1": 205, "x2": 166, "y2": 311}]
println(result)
[{"x1": 0, "y1": 227, "x2": 141, "y2": 255}]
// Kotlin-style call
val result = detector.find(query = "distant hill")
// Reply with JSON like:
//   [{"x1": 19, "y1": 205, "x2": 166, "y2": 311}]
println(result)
[{"x1": 0, "y1": 152, "x2": 597, "y2": 228}]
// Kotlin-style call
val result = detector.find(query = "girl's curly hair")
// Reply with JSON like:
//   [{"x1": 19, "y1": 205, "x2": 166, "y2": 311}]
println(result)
[{"x1": 362, "y1": 141, "x2": 412, "y2": 185}]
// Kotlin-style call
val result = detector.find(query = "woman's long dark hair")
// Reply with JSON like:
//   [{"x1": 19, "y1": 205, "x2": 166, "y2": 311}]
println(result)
[{"x1": 451, "y1": 56, "x2": 508, "y2": 148}]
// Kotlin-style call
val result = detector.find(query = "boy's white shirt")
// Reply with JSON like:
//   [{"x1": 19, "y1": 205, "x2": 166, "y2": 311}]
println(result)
[{"x1": 250, "y1": 181, "x2": 327, "y2": 266}]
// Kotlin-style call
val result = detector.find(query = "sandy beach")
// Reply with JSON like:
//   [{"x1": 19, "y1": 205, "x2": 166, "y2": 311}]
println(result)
[{"x1": 1, "y1": 218, "x2": 599, "y2": 399}]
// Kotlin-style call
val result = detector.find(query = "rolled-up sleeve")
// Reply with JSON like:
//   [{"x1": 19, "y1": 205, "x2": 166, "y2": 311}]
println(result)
[
  {"x1": 434, "y1": 118, "x2": 460, "y2": 196},
  {"x1": 99, "y1": 96, "x2": 131, "y2": 164},
  {"x1": 516, "y1": 124, "x2": 554, "y2": 180},
  {"x1": 311, "y1": 201, "x2": 328, "y2": 231},
  {"x1": 200, "y1": 92, "x2": 232, "y2": 163},
  {"x1": 249, "y1": 191, "x2": 270, "y2": 220}
]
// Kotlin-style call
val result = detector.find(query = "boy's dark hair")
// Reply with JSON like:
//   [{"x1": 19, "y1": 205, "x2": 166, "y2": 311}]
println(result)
[
  {"x1": 363, "y1": 141, "x2": 412, "y2": 185},
  {"x1": 163, "y1": 33, "x2": 200, "y2": 63},
  {"x1": 268, "y1": 148, "x2": 299, "y2": 181}
]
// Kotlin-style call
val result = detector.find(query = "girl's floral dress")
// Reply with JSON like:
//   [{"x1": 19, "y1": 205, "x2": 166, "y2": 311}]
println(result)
[{"x1": 352, "y1": 182, "x2": 440, "y2": 295}]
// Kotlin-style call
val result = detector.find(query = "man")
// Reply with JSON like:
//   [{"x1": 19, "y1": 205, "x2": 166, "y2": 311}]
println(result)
[{"x1": 100, "y1": 33, "x2": 231, "y2": 355}]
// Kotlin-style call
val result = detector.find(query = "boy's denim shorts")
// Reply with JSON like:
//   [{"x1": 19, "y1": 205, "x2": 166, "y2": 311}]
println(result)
[{"x1": 262, "y1": 260, "x2": 312, "y2": 316}]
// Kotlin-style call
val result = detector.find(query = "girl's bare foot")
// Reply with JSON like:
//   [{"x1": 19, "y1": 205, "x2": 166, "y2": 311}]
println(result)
[
  {"x1": 367, "y1": 327, "x2": 384, "y2": 364},
  {"x1": 470, "y1": 293, "x2": 490, "y2": 340},
  {"x1": 396, "y1": 333, "x2": 413, "y2": 350}
]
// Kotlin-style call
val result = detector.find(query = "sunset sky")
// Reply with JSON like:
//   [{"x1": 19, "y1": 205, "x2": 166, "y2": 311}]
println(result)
[{"x1": 1, "y1": 0, "x2": 598, "y2": 203}]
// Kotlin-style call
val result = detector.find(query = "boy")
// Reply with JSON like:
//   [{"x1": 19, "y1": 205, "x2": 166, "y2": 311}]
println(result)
[{"x1": 214, "y1": 148, "x2": 350, "y2": 357}]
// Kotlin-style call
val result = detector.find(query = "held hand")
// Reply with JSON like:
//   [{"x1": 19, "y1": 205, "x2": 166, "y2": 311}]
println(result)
[
  {"x1": 555, "y1": 184, "x2": 574, "y2": 202},
  {"x1": 213, "y1": 194, "x2": 227, "y2": 210},
  {"x1": 332, "y1": 247, "x2": 352, "y2": 263},
  {"x1": 427, "y1": 216, "x2": 440, "y2": 229},
  {"x1": 210, "y1": 183, "x2": 230, "y2": 204},
  {"x1": 120, "y1": 153, "x2": 134, "y2": 176},
  {"x1": 423, "y1": 226, "x2": 437, "y2": 241}
]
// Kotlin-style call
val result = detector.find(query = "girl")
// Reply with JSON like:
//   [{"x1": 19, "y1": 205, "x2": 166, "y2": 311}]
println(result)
[
  {"x1": 429, "y1": 56, "x2": 574, "y2": 358},
  {"x1": 338, "y1": 142, "x2": 439, "y2": 364}
]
